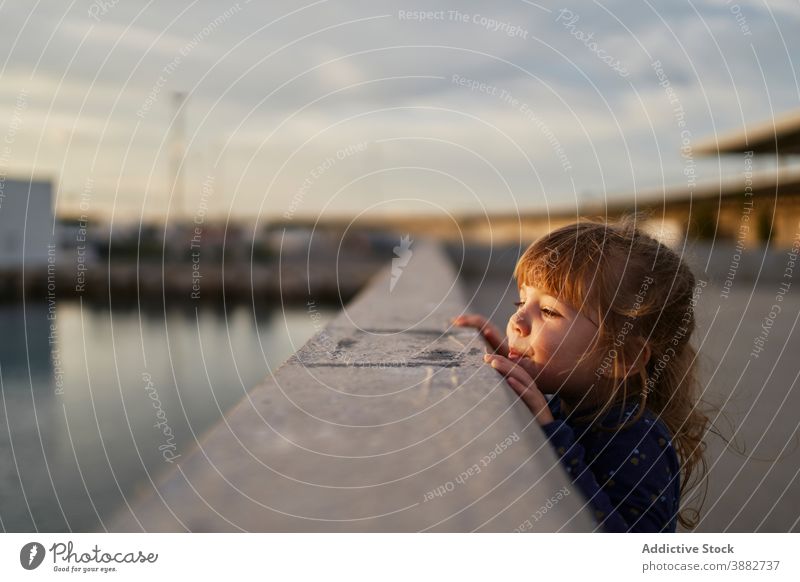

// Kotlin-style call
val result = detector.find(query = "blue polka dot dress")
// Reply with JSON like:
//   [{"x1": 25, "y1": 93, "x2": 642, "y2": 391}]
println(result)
[{"x1": 540, "y1": 395, "x2": 681, "y2": 532}]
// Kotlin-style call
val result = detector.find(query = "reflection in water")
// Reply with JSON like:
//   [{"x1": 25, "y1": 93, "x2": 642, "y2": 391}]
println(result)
[{"x1": 0, "y1": 301, "x2": 334, "y2": 532}]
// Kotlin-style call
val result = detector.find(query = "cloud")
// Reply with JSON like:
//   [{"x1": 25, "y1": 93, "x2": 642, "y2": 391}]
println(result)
[{"x1": 1, "y1": 0, "x2": 799, "y2": 219}]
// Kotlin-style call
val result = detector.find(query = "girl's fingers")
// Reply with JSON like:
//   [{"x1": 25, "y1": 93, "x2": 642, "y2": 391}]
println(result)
[
  {"x1": 484, "y1": 354, "x2": 534, "y2": 386},
  {"x1": 507, "y1": 377, "x2": 551, "y2": 421},
  {"x1": 507, "y1": 377, "x2": 540, "y2": 408},
  {"x1": 486, "y1": 356, "x2": 549, "y2": 419},
  {"x1": 508, "y1": 353, "x2": 537, "y2": 377},
  {"x1": 452, "y1": 314, "x2": 486, "y2": 328},
  {"x1": 453, "y1": 314, "x2": 497, "y2": 337},
  {"x1": 483, "y1": 329, "x2": 506, "y2": 354},
  {"x1": 453, "y1": 314, "x2": 507, "y2": 355},
  {"x1": 506, "y1": 376, "x2": 538, "y2": 407}
]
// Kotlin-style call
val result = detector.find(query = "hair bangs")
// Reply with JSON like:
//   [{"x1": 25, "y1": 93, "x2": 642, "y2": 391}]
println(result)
[{"x1": 514, "y1": 232, "x2": 604, "y2": 321}]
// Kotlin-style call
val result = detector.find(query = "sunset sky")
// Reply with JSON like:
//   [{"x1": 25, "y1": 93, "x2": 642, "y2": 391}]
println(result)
[{"x1": 1, "y1": 0, "x2": 799, "y2": 222}]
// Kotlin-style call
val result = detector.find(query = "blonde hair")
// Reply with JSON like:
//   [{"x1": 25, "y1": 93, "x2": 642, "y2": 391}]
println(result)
[{"x1": 513, "y1": 213, "x2": 709, "y2": 529}]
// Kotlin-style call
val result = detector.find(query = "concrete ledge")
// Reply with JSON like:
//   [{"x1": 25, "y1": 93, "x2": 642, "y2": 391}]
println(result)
[{"x1": 108, "y1": 239, "x2": 593, "y2": 531}]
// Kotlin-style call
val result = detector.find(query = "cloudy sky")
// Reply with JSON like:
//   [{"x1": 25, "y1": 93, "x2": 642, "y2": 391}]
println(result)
[{"x1": 1, "y1": 0, "x2": 799, "y2": 222}]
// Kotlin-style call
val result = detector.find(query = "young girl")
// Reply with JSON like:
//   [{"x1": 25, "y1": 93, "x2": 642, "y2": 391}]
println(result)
[{"x1": 453, "y1": 216, "x2": 708, "y2": 532}]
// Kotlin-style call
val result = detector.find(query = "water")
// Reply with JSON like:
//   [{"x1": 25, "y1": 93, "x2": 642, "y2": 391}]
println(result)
[{"x1": 0, "y1": 300, "x2": 335, "y2": 532}]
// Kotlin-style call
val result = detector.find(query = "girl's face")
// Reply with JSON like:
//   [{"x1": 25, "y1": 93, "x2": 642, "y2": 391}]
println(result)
[{"x1": 506, "y1": 284, "x2": 601, "y2": 404}]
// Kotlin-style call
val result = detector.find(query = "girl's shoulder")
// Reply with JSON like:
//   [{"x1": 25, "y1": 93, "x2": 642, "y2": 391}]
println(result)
[
  {"x1": 597, "y1": 401, "x2": 673, "y2": 438},
  {"x1": 586, "y1": 402, "x2": 679, "y2": 466},
  {"x1": 547, "y1": 394, "x2": 676, "y2": 452}
]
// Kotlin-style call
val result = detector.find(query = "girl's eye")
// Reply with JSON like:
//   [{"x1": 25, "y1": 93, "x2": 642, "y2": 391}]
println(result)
[{"x1": 514, "y1": 302, "x2": 560, "y2": 318}]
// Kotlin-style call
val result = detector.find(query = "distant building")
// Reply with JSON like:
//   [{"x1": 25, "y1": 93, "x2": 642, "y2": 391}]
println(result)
[
  {"x1": 688, "y1": 110, "x2": 800, "y2": 247},
  {"x1": 0, "y1": 177, "x2": 54, "y2": 268}
]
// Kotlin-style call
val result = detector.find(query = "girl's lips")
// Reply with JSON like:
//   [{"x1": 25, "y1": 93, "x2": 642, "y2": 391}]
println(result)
[{"x1": 508, "y1": 347, "x2": 530, "y2": 358}]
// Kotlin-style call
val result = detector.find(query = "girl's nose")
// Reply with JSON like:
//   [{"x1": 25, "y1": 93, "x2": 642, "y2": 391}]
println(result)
[{"x1": 512, "y1": 312, "x2": 531, "y2": 336}]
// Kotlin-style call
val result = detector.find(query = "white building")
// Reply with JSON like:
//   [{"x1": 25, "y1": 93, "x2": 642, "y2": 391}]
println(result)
[{"x1": 0, "y1": 177, "x2": 54, "y2": 268}]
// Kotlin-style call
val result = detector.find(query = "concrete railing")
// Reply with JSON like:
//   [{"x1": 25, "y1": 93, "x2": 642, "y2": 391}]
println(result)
[{"x1": 109, "y1": 240, "x2": 593, "y2": 531}]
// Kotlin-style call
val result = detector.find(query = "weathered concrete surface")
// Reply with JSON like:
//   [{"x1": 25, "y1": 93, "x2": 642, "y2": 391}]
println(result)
[{"x1": 108, "y1": 240, "x2": 594, "y2": 532}]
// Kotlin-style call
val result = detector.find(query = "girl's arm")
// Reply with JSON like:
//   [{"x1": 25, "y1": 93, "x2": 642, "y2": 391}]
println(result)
[{"x1": 540, "y1": 413, "x2": 681, "y2": 533}]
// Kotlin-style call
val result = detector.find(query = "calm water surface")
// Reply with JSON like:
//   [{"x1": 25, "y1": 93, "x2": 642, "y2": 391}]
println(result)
[{"x1": 0, "y1": 300, "x2": 334, "y2": 532}]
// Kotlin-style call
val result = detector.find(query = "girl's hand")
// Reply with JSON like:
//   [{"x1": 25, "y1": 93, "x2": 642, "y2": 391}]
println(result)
[
  {"x1": 483, "y1": 353, "x2": 555, "y2": 426},
  {"x1": 451, "y1": 313, "x2": 509, "y2": 357}
]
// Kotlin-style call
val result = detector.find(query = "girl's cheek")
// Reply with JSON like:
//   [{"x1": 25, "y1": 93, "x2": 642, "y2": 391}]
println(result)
[{"x1": 531, "y1": 344, "x2": 550, "y2": 367}]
